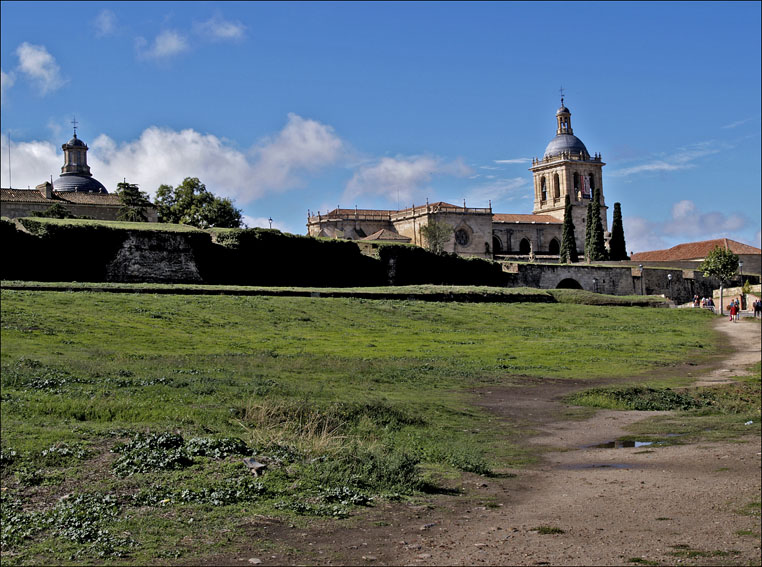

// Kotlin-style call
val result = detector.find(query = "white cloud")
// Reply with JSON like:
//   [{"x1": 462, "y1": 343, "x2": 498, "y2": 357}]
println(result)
[
  {"x1": 624, "y1": 199, "x2": 752, "y2": 254},
  {"x1": 0, "y1": 138, "x2": 61, "y2": 189},
  {"x1": 136, "y1": 30, "x2": 189, "y2": 60},
  {"x1": 623, "y1": 216, "x2": 669, "y2": 254},
  {"x1": 248, "y1": 113, "x2": 344, "y2": 194},
  {"x1": 1, "y1": 69, "x2": 15, "y2": 103},
  {"x1": 94, "y1": 9, "x2": 117, "y2": 37},
  {"x1": 15, "y1": 43, "x2": 65, "y2": 95},
  {"x1": 609, "y1": 142, "x2": 724, "y2": 178},
  {"x1": 494, "y1": 158, "x2": 531, "y2": 164},
  {"x1": 753, "y1": 229, "x2": 761, "y2": 247},
  {"x1": 344, "y1": 155, "x2": 472, "y2": 204},
  {"x1": 465, "y1": 177, "x2": 528, "y2": 206},
  {"x1": 195, "y1": 16, "x2": 246, "y2": 41},
  {"x1": 721, "y1": 115, "x2": 760, "y2": 129},
  {"x1": 1, "y1": 114, "x2": 343, "y2": 205}
]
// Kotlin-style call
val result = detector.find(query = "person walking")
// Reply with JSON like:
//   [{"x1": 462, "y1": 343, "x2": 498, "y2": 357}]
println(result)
[
  {"x1": 735, "y1": 298, "x2": 741, "y2": 321},
  {"x1": 729, "y1": 300, "x2": 737, "y2": 322}
]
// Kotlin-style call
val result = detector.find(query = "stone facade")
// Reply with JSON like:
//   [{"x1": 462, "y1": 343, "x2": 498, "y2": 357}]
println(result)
[{"x1": 307, "y1": 202, "x2": 496, "y2": 258}]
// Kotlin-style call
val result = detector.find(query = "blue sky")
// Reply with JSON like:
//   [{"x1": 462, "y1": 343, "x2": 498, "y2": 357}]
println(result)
[{"x1": 1, "y1": 1, "x2": 760, "y2": 252}]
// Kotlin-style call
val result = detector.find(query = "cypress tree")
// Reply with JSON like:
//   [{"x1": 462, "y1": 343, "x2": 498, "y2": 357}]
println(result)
[
  {"x1": 559, "y1": 194, "x2": 578, "y2": 263},
  {"x1": 608, "y1": 202, "x2": 628, "y2": 261},
  {"x1": 588, "y1": 186, "x2": 607, "y2": 261},
  {"x1": 584, "y1": 201, "x2": 593, "y2": 262}
]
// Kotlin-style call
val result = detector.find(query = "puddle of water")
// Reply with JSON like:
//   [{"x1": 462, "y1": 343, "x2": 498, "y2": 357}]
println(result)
[
  {"x1": 557, "y1": 462, "x2": 636, "y2": 470},
  {"x1": 588, "y1": 440, "x2": 653, "y2": 449},
  {"x1": 586, "y1": 434, "x2": 681, "y2": 449}
]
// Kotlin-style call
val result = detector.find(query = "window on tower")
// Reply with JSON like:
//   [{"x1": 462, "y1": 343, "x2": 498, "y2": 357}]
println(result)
[{"x1": 541, "y1": 177, "x2": 547, "y2": 202}]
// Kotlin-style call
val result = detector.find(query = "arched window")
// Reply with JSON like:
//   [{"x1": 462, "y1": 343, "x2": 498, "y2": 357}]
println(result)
[
  {"x1": 553, "y1": 174, "x2": 560, "y2": 200},
  {"x1": 589, "y1": 173, "x2": 595, "y2": 192},
  {"x1": 519, "y1": 238, "x2": 531, "y2": 254},
  {"x1": 548, "y1": 238, "x2": 560, "y2": 255},
  {"x1": 573, "y1": 172, "x2": 579, "y2": 192},
  {"x1": 492, "y1": 235, "x2": 502, "y2": 254},
  {"x1": 540, "y1": 177, "x2": 547, "y2": 202}
]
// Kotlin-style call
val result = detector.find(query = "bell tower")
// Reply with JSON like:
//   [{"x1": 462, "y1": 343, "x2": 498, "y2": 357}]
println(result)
[{"x1": 529, "y1": 99, "x2": 607, "y2": 252}]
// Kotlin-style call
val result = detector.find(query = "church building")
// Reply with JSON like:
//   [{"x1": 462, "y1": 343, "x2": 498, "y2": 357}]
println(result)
[
  {"x1": 1, "y1": 126, "x2": 157, "y2": 222},
  {"x1": 307, "y1": 101, "x2": 609, "y2": 260}
]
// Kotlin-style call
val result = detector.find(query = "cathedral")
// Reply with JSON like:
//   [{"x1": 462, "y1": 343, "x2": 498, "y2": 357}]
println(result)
[{"x1": 307, "y1": 101, "x2": 609, "y2": 260}]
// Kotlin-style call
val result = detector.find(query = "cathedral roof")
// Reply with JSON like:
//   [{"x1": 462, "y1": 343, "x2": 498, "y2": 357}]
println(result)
[
  {"x1": 361, "y1": 229, "x2": 411, "y2": 242},
  {"x1": 493, "y1": 213, "x2": 562, "y2": 224},
  {"x1": 543, "y1": 133, "x2": 589, "y2": 159},
  {"x1": 556, "y1": 105, "x2": 570, "y2": 115},
  {"x1": 54, "y1": 174, "x2": 108, "y2": 194}
]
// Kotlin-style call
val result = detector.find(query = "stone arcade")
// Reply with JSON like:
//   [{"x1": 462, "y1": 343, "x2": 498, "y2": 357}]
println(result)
[{"x1": 307, "y1": 101, "x2": 609, "y2": 260}]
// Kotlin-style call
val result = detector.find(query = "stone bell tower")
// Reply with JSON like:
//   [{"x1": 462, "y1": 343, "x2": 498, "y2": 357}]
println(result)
[{"x1": 529, "y1": 99, "x2": 607, "y2": 252}]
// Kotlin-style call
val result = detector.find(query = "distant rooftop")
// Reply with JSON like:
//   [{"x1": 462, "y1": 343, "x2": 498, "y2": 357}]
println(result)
[{"x1": 631, "y1": 238, "x2": 761, "y2": 261}]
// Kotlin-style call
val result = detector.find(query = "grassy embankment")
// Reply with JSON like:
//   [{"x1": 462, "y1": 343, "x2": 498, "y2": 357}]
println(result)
[{"x1": 0, "y1": 289, "x2": 717, "y2": 563}]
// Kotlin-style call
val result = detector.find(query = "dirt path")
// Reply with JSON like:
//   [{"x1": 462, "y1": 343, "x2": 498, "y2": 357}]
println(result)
[{"x1": 207, "y1": 319, "x2": 761, "y2": 566}]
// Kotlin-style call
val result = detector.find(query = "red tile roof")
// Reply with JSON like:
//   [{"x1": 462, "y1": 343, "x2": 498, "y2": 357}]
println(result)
[
  {"x1": 361, "y1": 228, "x2": 411, "y2": 242},
  {"x1": 1, "y1": 188, "x2": 52, "y2": 202},
  {"x1": 0, "y1": 188, "x2": 124, "y2": 205},
  {"x1": 493, "y1": 213, "x2": 562, "y2": 224},
  {"x1": 631, "y1": 238, "x2": 761, "y2": 261}
]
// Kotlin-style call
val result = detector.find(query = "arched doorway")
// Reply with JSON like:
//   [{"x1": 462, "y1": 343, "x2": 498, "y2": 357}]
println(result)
[
  {"x1": 519, "y1": 238, "x2": 531, "y2": 254},
  {"x1": 492, "y1": 235, "x2": 502, "y2": 254},
  {"x1": 548, "y1": 238, "x2": 560, "y2": 255},
  {"x1": 556, "y1": 278, "x2": 583, "y2": 289}
]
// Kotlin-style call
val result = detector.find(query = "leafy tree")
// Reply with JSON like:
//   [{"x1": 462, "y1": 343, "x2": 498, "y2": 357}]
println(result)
[
  {"x1": 420, "y1": 219, "x2": 453, "y2": 255},
  {"x1": 608, "y1": 202, "x2": 628, "y2": 261},
  {"x1": 699, "y1": 246, "x2": 740, "y2": 315},
  {"x1": 587, "y1": 186, "x2": 607, "y2": 262},
  {"x1": 699, "y1": 246, "x2": 739, "y2": 284},
  {"x1": 559, "y1": 194, "x2": 578, "y2": 263},
  {"x1": 155, "y1": 177, "x2": 242, "y2": 228},
  {"x1": 31, "y1": 203, "x2": 76, "y2": 219},
  {"x1": 116, "y1": 181, "x2": 152, "y2": 222}
]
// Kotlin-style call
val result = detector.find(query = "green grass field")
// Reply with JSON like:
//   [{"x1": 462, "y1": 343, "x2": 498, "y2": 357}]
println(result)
[{"x1": 0, "y1": 289, "x2": 721, "y2": 563}]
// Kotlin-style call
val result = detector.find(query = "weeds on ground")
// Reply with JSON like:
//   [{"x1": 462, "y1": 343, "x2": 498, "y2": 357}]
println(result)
[{"x1": 0, "y1": 290, "x2": 719, "y2": 563}]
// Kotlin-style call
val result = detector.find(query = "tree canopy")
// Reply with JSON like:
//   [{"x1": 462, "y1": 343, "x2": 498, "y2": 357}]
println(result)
[
  {"x1": 116, "y1": 181, "x2": 152, "y2": 222},
  {"x1": 420, "y1": 220, "x2": 453, "y2": 255},
  {"x1": 155, "y1": 177, "x2": 242, "y2": 229},
  {"x1": 699, "y1": 246, "x2": 739, "y2": 284}
]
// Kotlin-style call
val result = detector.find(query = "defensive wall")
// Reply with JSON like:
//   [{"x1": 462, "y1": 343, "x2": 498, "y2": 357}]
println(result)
[{"x1": 2, "y1": 218, "x2": 757, "y2": 303}]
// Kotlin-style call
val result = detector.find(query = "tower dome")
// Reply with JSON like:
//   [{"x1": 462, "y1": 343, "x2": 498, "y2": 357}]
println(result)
[
  {"x1": 54, "y1": 126, "x2": 108, "y2": 193},
  {"x1": 543, "y1": 102, "x2": 589, "y2": 159}
]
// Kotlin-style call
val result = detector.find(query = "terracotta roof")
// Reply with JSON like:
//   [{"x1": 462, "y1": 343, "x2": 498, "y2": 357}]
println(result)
[
  {"x1": 1, "y1": 188, "x2": 126, "y2": 205},
  {"x1": 493, "y1": 213, "x2": 562, "y2": 224},
  {"x1": 322, "y1": 208, "x2": 394, "y2": 217},
  {"x1": 631, "y1": 238, "x2": 761, "y2": 261},
  {"x1": 1, "y1": 189, "x2": 52, "y2": 202},
  {"x1": 361, "y1": 228, "x2": 411, "y2": 242},
  {"x1": 55, "y1": 192, "x2": 123, "y2": 205}
]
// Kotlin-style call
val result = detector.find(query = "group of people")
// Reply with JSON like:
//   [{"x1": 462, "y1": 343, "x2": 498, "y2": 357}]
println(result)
[
  {"x1": 727, "y1": 298, "x2": 742, "y2": 322},
  {"x1": 693, "y1": 295, "x2": 716, "y2": 311},
  {"x1": 753, "y1": 298, "x2": 762, "y2": 319}
]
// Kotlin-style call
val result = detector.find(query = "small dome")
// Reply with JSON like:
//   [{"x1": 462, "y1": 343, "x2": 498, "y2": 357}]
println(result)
[
  {"x1": 66, "y1": 136, "x2": 86, "y2": 147},
  {"x1": 54, "y1": 175, "x2": 108, "y2": 193},
  {"x1": 556, "y1": 105, "x2": 570, "y2": 115},
  {"x1": 544, "y1": 134, "x2": 589, "y2": 159}
]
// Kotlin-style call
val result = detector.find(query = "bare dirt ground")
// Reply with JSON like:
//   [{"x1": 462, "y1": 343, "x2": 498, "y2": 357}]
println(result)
[{"x1": 205, "y1": 319, "x2": 761, "y2": 566}]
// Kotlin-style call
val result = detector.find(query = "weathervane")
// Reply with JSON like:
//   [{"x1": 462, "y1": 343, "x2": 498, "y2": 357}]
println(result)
[
  {"x1": 559, "y1": 86, "x2": 565, "y2": 106},
  {"x1": 71, "y1": 116, "x2": 78, "y2": 137}
]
